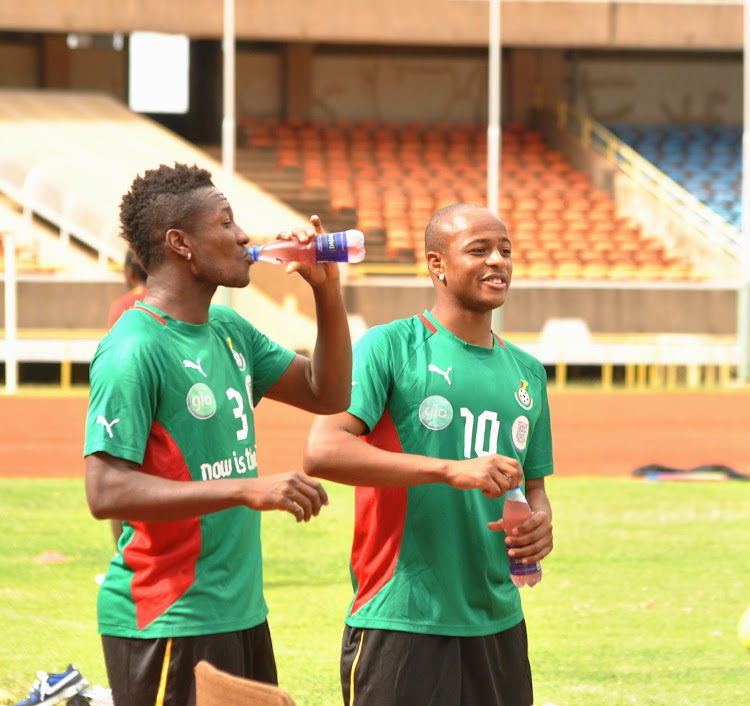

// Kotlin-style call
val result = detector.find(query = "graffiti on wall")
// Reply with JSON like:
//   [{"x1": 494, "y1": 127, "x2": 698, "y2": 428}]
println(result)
[
  {"x1": 311, "y1": 56, "x2": 488, "y2": 123},
  {"x1": 576, "y1": 58, "x2": 740, "y2": 124}
]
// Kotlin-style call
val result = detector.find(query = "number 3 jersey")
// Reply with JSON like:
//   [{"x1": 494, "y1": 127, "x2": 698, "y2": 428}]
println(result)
[
  {"x1": 346, "y1": 310, "x2": 554, "y2": 637},
  {"x1": 84, "y1": 302, "x2": 295, "y2": 639}
]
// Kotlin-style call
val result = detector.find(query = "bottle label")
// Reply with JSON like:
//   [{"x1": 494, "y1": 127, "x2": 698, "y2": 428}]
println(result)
[
  {"x1": 314, "y1": 231, "x2": 349, "y2": 262},
  {"x1": 508, "y1": 556, "x2": 542, "y2": 576}
]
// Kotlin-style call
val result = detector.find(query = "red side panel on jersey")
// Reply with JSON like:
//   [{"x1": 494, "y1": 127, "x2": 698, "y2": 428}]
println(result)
[
  {"x1": 350, "y1": 408, "x2": 408, "y2": 616},
  {"x1": 123, "y1": 420, "x2": 201, "y2": 630}
]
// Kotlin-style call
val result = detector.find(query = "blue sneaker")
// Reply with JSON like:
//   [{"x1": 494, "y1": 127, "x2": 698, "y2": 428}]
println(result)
[
  {"x1": 15, "y1": 665, "x2": 89, "y2": 705},
  {"x1": 65, "y1": 686, "x2": 114, "y2": 706}
]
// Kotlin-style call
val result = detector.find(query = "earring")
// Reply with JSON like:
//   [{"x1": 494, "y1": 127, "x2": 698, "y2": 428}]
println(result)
[
  {"x1": 438, "y1": 273, "x2": 445, "y2": 282},
  {"x1": 186, "y1": 252, "x2": 192, "y2": 261}
]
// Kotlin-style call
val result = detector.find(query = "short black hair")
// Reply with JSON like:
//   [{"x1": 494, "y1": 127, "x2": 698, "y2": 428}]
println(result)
[
  {"x1": 425, "y1": 202, "x2": 489, "y2": 254},
  {"x1": 119, "y1": 162, "x2": 215, "y2": 272}
]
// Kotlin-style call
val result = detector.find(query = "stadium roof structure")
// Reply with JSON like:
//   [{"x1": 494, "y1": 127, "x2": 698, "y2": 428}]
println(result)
[{"x1": 0, "y1": 0, "x2": 743, "y2": 50}]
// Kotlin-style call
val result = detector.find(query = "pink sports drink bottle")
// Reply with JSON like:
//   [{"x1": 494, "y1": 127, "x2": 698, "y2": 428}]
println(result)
[
  {"x1": 502, "y1": 486, "x2": 542, "y2": 588},
  {"x1": 248, "y1": 229, "x2": 365, "y2": 265}
]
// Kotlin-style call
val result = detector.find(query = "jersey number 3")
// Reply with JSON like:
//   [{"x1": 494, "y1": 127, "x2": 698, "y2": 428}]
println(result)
[{"x1": 226, "y1": 388, "x2": 249, "y2": 441}]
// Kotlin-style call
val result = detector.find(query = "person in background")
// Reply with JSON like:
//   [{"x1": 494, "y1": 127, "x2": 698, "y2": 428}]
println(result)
[
  {"x1": 106, "y1": 249, "x2": 149, "y2": 546},
  {"x1": 84, "y1": 162, "x2": 352, "y2": 706},
  {"x1": 107, "y1": 249, "x2": 148, "y2": 329},
  {"x1": 304, "y1": 203, "x2": 554, "y2": 706}
]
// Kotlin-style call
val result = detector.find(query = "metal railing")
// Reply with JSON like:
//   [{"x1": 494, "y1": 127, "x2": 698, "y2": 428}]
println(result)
[{"x1": 557, "y1": 100, "x2": 742, "y2": 261}]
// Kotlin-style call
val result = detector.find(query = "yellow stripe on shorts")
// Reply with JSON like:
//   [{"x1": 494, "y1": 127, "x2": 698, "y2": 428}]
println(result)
[
  {"x1": 349, "y1": 629, "x2": 366, "y2": 706},
  {"x1": 154, "y1": 637, "x2": 173, "y2": 706}
]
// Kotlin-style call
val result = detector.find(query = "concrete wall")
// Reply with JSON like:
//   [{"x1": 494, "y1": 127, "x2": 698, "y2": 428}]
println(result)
[
  {"x1": 0, "y1": 278, "x2": 739, "y2": 336},
  {"x1": 0, "y1": 273, "x2": 318, "y2": 332},
  {"x1": 242, "y1": 46, "x2": 743, "y2": 125},
  {"x1": 344, "y1": 279, "x2": 739, "y2": 335},
  {"x1": 0, "y1": 38, "x2": 126, "y2": 97},
  {"x1": 309, "y1": 50, "x2": 489, "y2": 123},
  {"x1": 69, "y1": 45, "x2": 126, "y2": 97},
  {"x1": 0, "y1": 42, "x2": 37, "y2": 87},
  {"x1": 0, "y1": 1, "x2": 743, "y2": 51},
  {"x1": 568, "y1": 53, "x2": 742, "y2": 125},
  {"x1": 0, "y1": 280, "x2": 126, "y2": 329},
  {"x1": 0, "y1": 38, "x2": 741, "y2": 127}
]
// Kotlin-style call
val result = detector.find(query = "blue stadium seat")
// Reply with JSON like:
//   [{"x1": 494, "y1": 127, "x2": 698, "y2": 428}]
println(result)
[{"x1": 608, "y1": 121, "x2": 742, "y2": 229}]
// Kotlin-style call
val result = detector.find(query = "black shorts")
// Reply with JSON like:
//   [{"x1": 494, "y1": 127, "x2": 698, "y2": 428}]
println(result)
[
  {"x1": 341, "y1": 620, "x2": 532, "y2": 706},
  {"x1": 101, "y1": 621, "x2": 277, "y2": 706}
]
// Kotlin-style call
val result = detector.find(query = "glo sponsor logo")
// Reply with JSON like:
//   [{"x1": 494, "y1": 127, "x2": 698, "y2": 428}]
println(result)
[
  {"x1": 419, "y1": 395, "x2": 453, "y2": 430},
  {"x1": 187, "y1": 382, "x2": 217, "y2": 419}
]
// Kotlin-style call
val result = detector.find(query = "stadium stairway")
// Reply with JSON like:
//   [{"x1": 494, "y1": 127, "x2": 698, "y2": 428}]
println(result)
[
  {"x1": 199, "y1": 144, "x2": 360, "y2": 244},
  {"x1": 0, "y1": 193, "x2": 104, "y2": 276},
  {"x1": 0, "y1": 89, "x2": 332, "y2": 383}
]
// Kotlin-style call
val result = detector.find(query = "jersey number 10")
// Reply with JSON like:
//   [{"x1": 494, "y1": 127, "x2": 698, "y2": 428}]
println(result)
[{"x1": 460, "y1": 408, "x2": 500, "y2": 458}]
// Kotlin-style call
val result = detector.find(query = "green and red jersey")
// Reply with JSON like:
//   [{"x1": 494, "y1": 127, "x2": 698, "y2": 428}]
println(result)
[
  {"x1": 84, "y1": 302, "x2": 295, "y2": 639},
  {"x1": 346, "y1": 310, "x2": 553, "y2": 637}
]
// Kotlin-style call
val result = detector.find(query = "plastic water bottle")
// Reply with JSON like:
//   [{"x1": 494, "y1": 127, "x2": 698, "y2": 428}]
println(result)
[
  {"x1": 503, "y1": 486, "x2": 542, "y2": 588},
  {"x1": 248, "y1": 229, "x2": 365, "y2": 265}
]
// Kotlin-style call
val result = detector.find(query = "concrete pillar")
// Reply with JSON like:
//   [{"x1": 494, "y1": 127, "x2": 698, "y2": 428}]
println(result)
[
  {"x1": 40, "y1": 33, "x2": 71, "y2": 88},
  {"x1": 283, "y1": 43, "x2": 313, "y2": 121}
]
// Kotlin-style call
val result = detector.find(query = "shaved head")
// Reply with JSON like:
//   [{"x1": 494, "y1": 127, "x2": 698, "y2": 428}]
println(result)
[{"x1": 425, "y1": 203, "x2": 494, "y2": 255}]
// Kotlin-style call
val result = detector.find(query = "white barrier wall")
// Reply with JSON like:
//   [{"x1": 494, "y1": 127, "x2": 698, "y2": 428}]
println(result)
[{"x1": 1, "y1": 231, "x2": 17, "y2": 393}]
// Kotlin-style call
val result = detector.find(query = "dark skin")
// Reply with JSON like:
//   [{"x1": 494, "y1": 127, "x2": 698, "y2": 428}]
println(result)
[
  {"x1": 304, "y1": 204, "x2": 553, "y2": 566},
  {"x1": 87, "y1": 187, "x2": 352, "y2": 525}
]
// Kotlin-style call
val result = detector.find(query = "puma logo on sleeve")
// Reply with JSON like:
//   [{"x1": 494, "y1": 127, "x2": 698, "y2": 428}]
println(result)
[{"x1": 96, "y1": 415, "x2": 120, "y2": 438}]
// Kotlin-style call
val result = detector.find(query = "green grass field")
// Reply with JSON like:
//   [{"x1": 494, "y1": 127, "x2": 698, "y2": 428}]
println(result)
[{"x1": 1, "y1": 477, "x2": 749, "y2": 705}]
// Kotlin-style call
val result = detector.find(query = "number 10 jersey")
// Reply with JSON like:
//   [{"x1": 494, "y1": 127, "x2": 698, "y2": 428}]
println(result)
[{"x1": 346, "y1": 310, "x2": 554, "y2": 637}]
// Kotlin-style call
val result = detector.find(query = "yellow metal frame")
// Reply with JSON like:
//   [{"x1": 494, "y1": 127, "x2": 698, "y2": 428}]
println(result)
[{"x1": 1, "y1": 328, "x2": 106, "y2": 390}]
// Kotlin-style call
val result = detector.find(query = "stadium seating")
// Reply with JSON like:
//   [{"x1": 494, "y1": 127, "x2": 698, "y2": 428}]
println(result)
[
  {"x1": 236, "y1": 117, "x2": 701, "y2": 281},
  {"x1": 606, "y1": 121, "x2": 742, "y2": 230}
]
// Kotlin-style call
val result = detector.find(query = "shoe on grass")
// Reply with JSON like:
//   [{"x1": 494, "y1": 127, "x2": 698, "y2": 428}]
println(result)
[{"x1": 14, "y1": 665, "x2": 89, "y2": 706}]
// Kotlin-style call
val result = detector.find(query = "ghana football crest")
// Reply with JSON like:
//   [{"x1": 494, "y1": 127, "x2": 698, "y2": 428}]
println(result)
[
  {"x1": 514, "y1": 379, "x2": 533, "y2": 409},
  {"x1": 226, "y1": 337, "x2": 247, "y2": 370}
]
